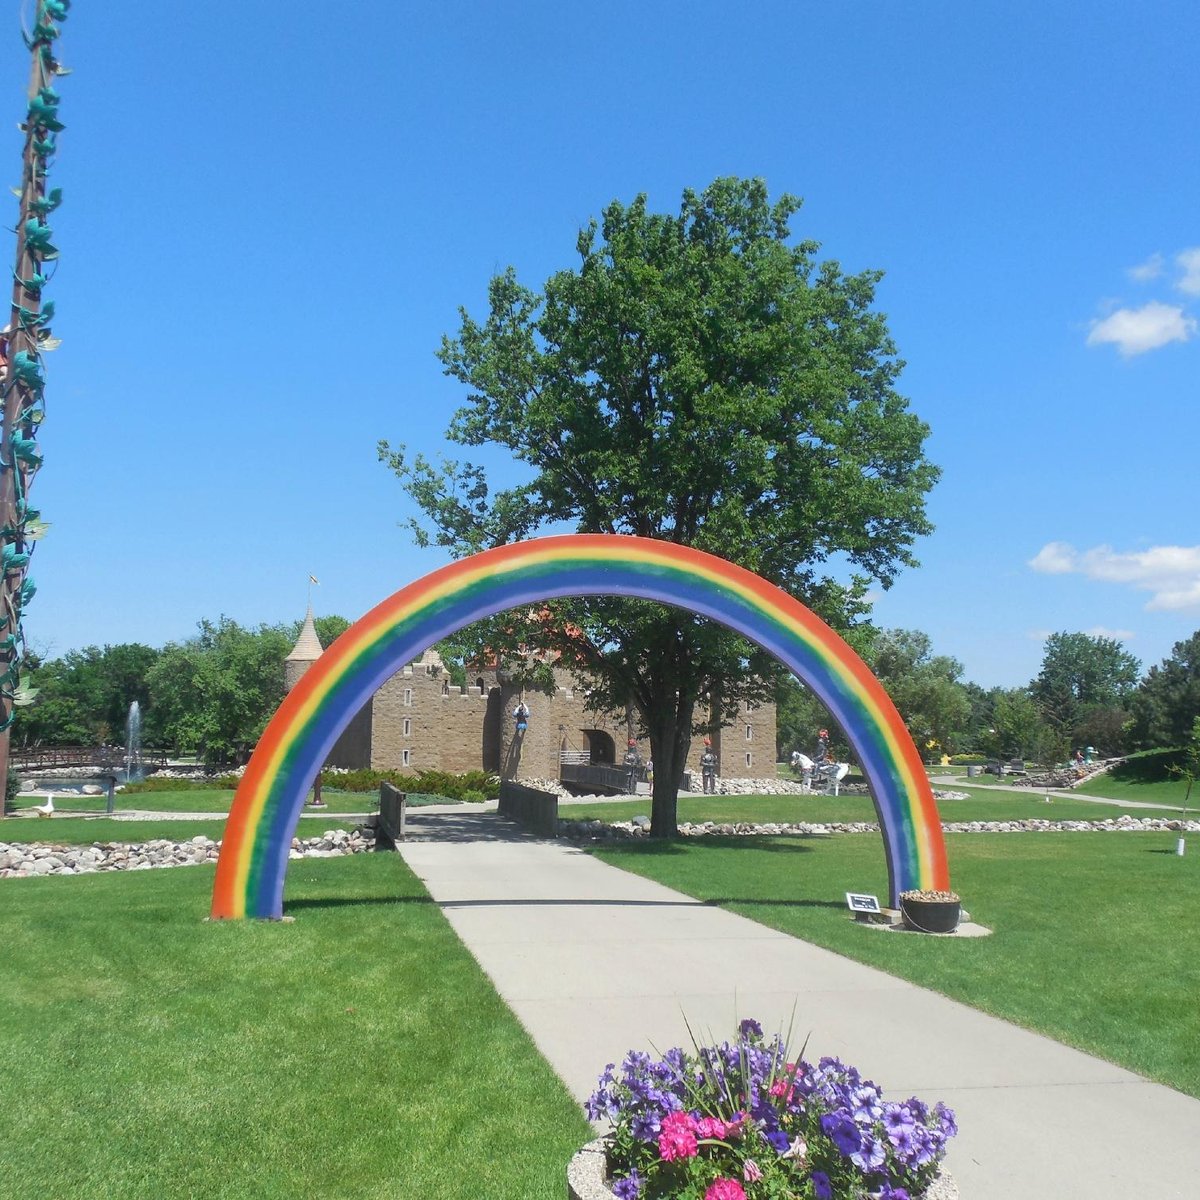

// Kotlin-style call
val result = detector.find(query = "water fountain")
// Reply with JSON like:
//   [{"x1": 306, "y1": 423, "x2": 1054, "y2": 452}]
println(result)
[{"x1": 124, "y1": 700, "x2": 143, "y2": 784}]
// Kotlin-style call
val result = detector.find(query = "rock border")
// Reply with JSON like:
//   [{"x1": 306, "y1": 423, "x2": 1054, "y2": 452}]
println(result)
[{"x1": 0, "y1": 827, "x2": 375, "y2": 879}]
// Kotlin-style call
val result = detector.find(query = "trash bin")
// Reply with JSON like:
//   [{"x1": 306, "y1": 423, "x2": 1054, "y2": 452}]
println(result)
[{"x1": 966, "y1": 765, "x2": 980, "y2": 778}]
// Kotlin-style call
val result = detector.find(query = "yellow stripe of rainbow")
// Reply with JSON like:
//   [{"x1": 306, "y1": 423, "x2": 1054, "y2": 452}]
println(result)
[{"x1": 212, "y1": 535, "x2": 949, "y2": 918}]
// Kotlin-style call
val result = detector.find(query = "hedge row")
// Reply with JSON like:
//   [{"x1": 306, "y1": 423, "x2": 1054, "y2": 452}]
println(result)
[
  {"x1": 121, "y1": 767, "x2": 501, "y2": 804},
  {"x1": 319, "y1": 767, "x2": 500, "y2": 803}
]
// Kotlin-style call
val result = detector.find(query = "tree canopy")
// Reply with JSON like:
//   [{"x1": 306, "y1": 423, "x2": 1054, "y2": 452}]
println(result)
[
  {"x1": 1131, "y1": 631, "x2": 1200, "y2": 749},
  {"x1": 380, "y1": 177, "x2": 939, "y2": 832},
  {"x1": 1032, "y1": 631, "x2": 1140, "y2": 751}
]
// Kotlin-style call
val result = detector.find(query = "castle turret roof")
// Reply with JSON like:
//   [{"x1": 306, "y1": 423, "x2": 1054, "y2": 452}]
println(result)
[{"x1": 286, "y1": 607, "x2": 324, "y2": 662}]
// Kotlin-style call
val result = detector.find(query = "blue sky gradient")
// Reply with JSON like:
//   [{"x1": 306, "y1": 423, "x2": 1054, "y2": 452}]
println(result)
[{"x1": 10, "y1": 0, "x2": 1199, "y2": 687}]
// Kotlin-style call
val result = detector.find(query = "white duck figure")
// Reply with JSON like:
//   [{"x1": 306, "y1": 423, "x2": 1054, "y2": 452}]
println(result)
[{"x1": 32, "y1": 796, "x2": 54, "y2": 818}]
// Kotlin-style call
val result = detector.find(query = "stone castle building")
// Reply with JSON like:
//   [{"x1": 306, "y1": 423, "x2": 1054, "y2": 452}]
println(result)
[{"x1": 285, "y1": 609, "x2": 776, "y2": 785}]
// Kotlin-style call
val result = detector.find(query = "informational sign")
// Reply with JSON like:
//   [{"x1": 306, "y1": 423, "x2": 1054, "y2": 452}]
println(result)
[{"x1": 845, "y1": 892, "x2": 881, "y2": 914}]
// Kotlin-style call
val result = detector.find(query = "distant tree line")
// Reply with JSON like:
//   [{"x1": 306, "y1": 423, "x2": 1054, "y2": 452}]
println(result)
[
  {"x1": 16, "y1": 615, "x2": 1200, "y2": 770},
  {"x1": 16, "y1": 614, "x2": 350, "y2": 768},
  {"x1": 778, "y1": 627, "x2": 1200, "y2": 766}
]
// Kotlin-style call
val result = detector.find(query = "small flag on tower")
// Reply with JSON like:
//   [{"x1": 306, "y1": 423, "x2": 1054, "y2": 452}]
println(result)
[{"x1": 309, "y1": 575, "x2": 319, "y2": 585}]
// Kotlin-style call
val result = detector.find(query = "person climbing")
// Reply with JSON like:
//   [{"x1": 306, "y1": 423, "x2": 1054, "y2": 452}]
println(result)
[
  {"x1": 700, "y1": 737, "x2": 718, "y2": 795},
  {"x1": 512, "y1": 699, "x2": 530, "y2": 733}
]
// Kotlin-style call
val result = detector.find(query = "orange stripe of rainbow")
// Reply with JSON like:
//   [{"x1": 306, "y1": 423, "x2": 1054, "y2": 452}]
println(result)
[{"x1": 211, "y1": 535, "x2": 949, "y2": 918}]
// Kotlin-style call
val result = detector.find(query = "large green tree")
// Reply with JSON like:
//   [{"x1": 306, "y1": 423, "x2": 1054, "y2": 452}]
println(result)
[
  {"x1": 1031, "y1": 631, "x2": 1139, "y2": 751},
  {"x1": 18, "y1": 643, "x2": 160, "y2": 747},
  {"x1": 865, "y1": 628, "x2": 971, "y2": 755},
  {"x1": 380, "y1": 178, "x2": 938, "y2": 834},
  {"x1": 1130, "y1": 631, "x2": 1200, "y2": 749}
]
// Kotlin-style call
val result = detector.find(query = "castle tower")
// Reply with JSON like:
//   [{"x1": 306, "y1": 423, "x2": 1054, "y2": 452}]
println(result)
[{"x1": 285, "y1": 606, "x2": 324, "y2": 691}]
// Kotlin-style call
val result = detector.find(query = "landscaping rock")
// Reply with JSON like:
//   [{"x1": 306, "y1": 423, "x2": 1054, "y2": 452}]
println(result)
[{"x1": 0, "y1": 826, "x2": 376, "y2": 881}]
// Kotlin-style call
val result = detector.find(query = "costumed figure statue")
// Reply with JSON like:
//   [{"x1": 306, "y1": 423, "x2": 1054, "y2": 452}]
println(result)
[{"x1": 700, "y1": 737, "x2": 718, "y2": 795}]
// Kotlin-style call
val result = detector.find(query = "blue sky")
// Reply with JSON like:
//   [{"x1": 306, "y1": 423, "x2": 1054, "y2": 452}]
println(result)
[{"x1": 10, "y1": 0, "x2": 1199, "y2": 688}]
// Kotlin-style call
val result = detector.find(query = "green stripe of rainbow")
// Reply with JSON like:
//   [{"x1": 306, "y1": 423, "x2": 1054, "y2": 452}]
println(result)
[{"x1": 211, "y1": 535, "x2": 949, "y2": 918}]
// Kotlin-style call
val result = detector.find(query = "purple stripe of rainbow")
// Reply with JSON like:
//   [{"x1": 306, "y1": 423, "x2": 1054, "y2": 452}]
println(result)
[{"x1": 212, "y1": 535, "x2": 949, "y2": 918}]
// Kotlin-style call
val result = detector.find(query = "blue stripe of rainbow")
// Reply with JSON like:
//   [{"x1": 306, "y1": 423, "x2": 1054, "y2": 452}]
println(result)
[{"x1": 212, "y1": 535, "x2": 949, "y2": 918}]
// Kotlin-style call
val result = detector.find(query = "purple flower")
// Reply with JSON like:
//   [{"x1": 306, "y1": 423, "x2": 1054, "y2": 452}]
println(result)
[
  {"x1": 630, "y1": 1112, "x2": 661, "y2": 1142},
  {"x1": 934, "y1": 1101, "x2": 958, "y2": 1139},
  {"x1": 765, "y1": 1129, "x2": 792, "y2": 1154},
  {"x1": 811, "y1": 1170, "x2": 833, "y2": 1199},
  {"x1": 738, "y1": 1018, "x2": 764, "y2": 1039},
  {"x1": 878, "y1": 1187, "x2": 910, "y2": 1200},
  {"x1": 820, "y1": 1111, "x2": 861, "y2": 1157},
  {"x1": 612, "y1": 1169, "x2": 643, "y2": 1199},
  {"x1": 888, "y1": 1124, "x2": 916, "y2": 1158},
  {"x1": 852, "y1": 1084, "x2": 883, "y2": 1122},
  {"x1": 850, "y1": 1132, "x2": 886, "y2": 1172}
]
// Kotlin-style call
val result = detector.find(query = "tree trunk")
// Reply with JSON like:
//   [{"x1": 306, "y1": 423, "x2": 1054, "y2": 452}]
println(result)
[{"x1": 647, "y1": 690, "x2": 696, "y2": 838}]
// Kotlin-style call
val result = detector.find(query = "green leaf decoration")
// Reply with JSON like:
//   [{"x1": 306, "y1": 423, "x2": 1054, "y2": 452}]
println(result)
[
  {"x1": 10, "y1": 351, "x2": 44, "y2": 387},
  {"x1": 23, "y1": 518, "x2": 50, "y2": 540},
  {"x1": 15, "y1": 271, "x2": 48, "y2": 294},
  {"x1": 33, "y1": 136, "x2": 57, "y2": 158},
  {"x1": 27, "y1": 94, "x2": 64, "y2": 133},
  {"x1": 11, "y1": 681, "x2": 39, "y2": 706},
  {"x1": 23, "y1": 217, "x2": 58, "y2": 257},
  {"x1": 3, "y1": 544, "x2": 30, "y2": 572},
  {"x1": 44, "y1": 2, "x2": 72, "y2": 20},
  {"x1": 30, "y1": 187, "x2": 62, "y2": 214},
  {"x1": 10, "y1": 433, "x2": 42, "y2": 466},
  {"x1": 20, "y1": 578, "x2": 36, "y2": 605}
]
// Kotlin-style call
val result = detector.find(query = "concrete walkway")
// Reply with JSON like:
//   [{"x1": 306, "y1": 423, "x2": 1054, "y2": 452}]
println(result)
[{"x1": 398, "y1": 810, "x2": 1200, "y2": 1200}]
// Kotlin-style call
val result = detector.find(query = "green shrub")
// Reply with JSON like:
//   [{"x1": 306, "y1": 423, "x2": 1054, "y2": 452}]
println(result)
[
  {"x1": 5, "y1": 768, "x2": 18, "y2": 814},
  {"x1": 318, "y1": 767, "x2": 500, "y2": 801},
  {"x1": 121, "y1": 774, "x2": 241, "y2": 794},
  {"x1": 950, "y1": 753, "x2": 988, "y2": 766}
]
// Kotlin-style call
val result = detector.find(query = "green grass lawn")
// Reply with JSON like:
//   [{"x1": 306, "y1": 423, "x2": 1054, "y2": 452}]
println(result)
[
  {"x1": 0, "y1": 855, "x2": 589, "y2": 1198},
  {"x1": 0, "y1": 817, "x2": 360, "y2": 844},
  {"x1": 1072, "y1": 750, "x2": 1195, "y2": 808},
  {"x1": 563, "y1": 786, "x2": 1185, "y2": 826},
  {"x1": 589, "y1": 831, "x2": 1200, "y2": 1098},
  {"x1": 9, "y1": 788, "x2": 455, "y2": 817}
]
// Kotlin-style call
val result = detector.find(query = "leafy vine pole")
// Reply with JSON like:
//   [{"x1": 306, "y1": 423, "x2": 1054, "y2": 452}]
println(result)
[{"x1": 0, "y1": 1, "x2": 71, "y2": 791}]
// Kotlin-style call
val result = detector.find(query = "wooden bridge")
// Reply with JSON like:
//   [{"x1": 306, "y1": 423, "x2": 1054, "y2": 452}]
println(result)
[{"x1": 10, "y1": 746, "x2": 172, "y2": 772}]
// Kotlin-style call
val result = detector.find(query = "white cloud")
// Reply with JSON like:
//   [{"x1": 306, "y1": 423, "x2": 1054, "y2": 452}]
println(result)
[
  {"x1": 1029, "y1": 542, "x2": 1200, "y2": 611},
  {"x1": 1128, "y1": 252, "x2": 1164, "y2": 282},
  {"x1": 1084, "y1": 626, "x2": 1136, "y2": 641},
  {"x1": 1086, "y1": 301, "x2": 1196, "y2": 356},
  {"x1": 1028, "y1": 542, "x2": 1076, "y2": 574},
  {"x1": 1177, "y1": 247, "x2": 1200, "y2": 296}
]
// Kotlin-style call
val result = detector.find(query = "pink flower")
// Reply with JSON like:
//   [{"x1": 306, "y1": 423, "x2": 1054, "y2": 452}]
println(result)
[
  {"x1": 696, "y1": 1116, "x2": 728, "y2": 1139},
  {"x1": 658, "y1": 1111, "x2": 699, "y2": 1161},
  {"x1": 724, "y1": 1111, "x2": 748, "y2": 1140},
  {"x1": 704, "y1": 1180, "x2": 747, "y2": 1200},
  {"x1": 742, "y1": 1159, "x2": 763, "y2": 1182}
]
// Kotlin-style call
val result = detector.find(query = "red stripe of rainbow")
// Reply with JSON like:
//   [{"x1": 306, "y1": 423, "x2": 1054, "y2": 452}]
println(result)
[{"x1": 211, "y1": 535, "x2": 949, "y2": 918}]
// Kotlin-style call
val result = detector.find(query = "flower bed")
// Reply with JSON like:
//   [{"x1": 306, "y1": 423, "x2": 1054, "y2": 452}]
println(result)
[{"x1": 584, "y1": 1020, "x2": 957, "y2": 1199}]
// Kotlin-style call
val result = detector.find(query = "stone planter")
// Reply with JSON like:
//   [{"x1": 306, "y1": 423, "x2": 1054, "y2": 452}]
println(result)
[
  {"x1": 567, "y1": 1137, "x2": 959, "y2": 1200},
  {"x1": 900, "y1": 890, "x2": 962, "y2": 934}
]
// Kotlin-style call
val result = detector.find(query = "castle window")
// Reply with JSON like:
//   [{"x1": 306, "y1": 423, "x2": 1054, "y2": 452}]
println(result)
[
  {"x1": 402, "y1": 749, "x2": 411, "y2": 767},
  {"x1": 745, "y1": 752, "x2": 752, "y2": 768},
  {"x1": 745, "y1": 724, "x2": 753, "y2": 740},
  {"x1": 403, "y1": 718, "x2": 411, "y2": 737},
  {"x1": 404, "y1": 688, "x2": 413, "y2": 707}
]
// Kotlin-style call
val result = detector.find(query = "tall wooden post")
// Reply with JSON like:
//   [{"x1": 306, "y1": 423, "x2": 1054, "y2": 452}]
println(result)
[{"x1": 0, "y1": 3, "x2": 71, "y2": 797}]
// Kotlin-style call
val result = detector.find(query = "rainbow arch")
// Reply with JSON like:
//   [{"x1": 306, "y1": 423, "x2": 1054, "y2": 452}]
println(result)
[{"x1": 212, "y1": 535, "x2": 950, "y2": 919}]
